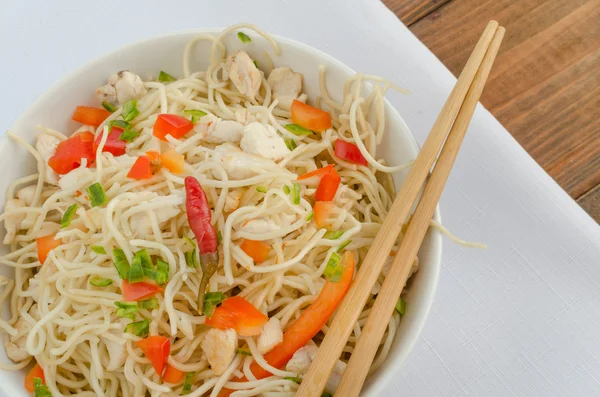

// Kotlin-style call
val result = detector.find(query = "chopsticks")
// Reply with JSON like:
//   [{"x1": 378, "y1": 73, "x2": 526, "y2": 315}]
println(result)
[{"x1": 296, "y1": 21, "x2": 505, "y2": 397}]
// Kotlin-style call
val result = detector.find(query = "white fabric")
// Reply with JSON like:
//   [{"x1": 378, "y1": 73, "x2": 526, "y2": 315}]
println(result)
[{"x1": 1, "y1": 1, "x2": 599, "y2": 396}]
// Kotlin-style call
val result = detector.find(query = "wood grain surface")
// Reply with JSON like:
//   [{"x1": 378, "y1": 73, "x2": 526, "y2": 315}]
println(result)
[{"x1": 383, "y1": 0, "x2": 600, "y2": 222}]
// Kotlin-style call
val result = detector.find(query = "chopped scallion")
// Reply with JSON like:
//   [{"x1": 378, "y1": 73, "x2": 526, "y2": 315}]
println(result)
[
  {"x1": 125, "y1": 319, "x2": 149, "y2": 337},
  {"x1": 89, "y1": 276, "x2": 113, "y2": 287},
  {"x1": 284, "y1": 137, "x2": 298, "y2": 151},
  {"x1": 395, "y1": 297, "x2": 406, "y2": 316},
  {"x1": 183, "y1": 235, "x2": 195, "y2": 247},
  {"x1": 182, "y1": 372, "x2": 194, "y2": 394},
  {"x1": 135, "y1": 249, "x2": 154, "y2": 272},
  {"x1": 108, "y1": 119, "x2": 131, "y2": 130},
  {"x1": 323, "y1": 252, "x2": 343, "y2": 282},
  {"x1": 185, "y1": 249, "x2": 198, "y2": 268},
  {"x1": 292, "y1": 183, "x2": 301, "y2": 205},
  {"x1": 285, "y1": 123, "x2": 312, "y2": 136},
  {"x1": 118, "y1": 128, "x2": 140, "y2": 142},
  {"x1": 155, "y1": 258, "x2": 169, "y2": 285},
  {"x1": 323, "y1": 230, "x2": 344, "y2": 240},
  {"x1": 237, "y1": 32, "x2": 252, "y2": 44},
  {"x1": 256, "y1": 186, "x2": 267, "y2": 193},
  {"x1": 158, "y1": 71, "x2": 176, "y2": 82},
  {"x1": 61, "y1": 204, "x2": 78, "y2": 228},
  {"x1": 283, "y1": 185, "x2": 291, "y2": 195},
  {"x1": 128, "y1": 254, "x2": 144, "y2": 283},
  {"x1": 33, "y1": 378, "x2": 52, "y2": 397},
  {"x1": 337, "y1": 240, "x2": 351, "y2": 252},
  {"x1": 322, "y1": 393, "x2": 333, "y2": 397},
  {"x1": 91, "y1": 245, "x2": 107, "y2": 255},
  {"x1": 115, "y1": 301, "x2": 138, "y2": 319},
  {"x1": 253, "y1": 60, "x2": 259, "y2": 68},
  {"x1": 306, "y1": 212, "x2": 314, "y2": 221},
  {"x1": 203, "y1": 291, "x2": 226, "y2": 317},
  {"x1": 121, "y1": 99, "x2": 139, "y2": 122},
  {"x1": 236, "y1": 348, "x2": 252, "y2": 356},
  {"x1": 183, "y1": 109, "x2": 207, "y2": 124},
  {"x1": 86, "y1": 182, "x2": 107, "y2": 207},
  {"x1": 102, "y1": 101, "x2": 117, "y2": 113},
  {"x1": 113, "y1": 248, "x2": 131, "y2": 280},
  {"x1": 285, "y1": 376, "x2": 302, "y2": 384},
  {"x1": 217, "y1": 230, "x2": 223, "y2": 244},
  {"x1": 138, "y1": 298, "x2": 159, "y2": 310}
]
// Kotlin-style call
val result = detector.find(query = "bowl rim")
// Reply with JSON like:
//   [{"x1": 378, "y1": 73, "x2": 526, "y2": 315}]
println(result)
[{"x1": 5, "y1": 28, "x2": 442, "y2": 397}]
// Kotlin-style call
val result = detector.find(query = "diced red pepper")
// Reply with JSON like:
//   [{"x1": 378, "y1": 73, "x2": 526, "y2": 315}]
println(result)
[
  {"x1": 205, "y1": 296, "x2": 268, "y2": 336},
  {"x1": 135, "y1": 336, "x2": 170, "y2": 376},
  {"x1": 36, "y1": 234, "x2": 61, "y2": 264},
  {"x1": 291, "y1": 100, "x2": 332, "y2": 133},
  {"x1": 94, "y1": 127, "x2": 127, "y2": 157},
  {"x1": 127, "y1": 156, "x2": 153, "y2": 180},
  {"x1": 161, "y1": 149, "x2": 184, "y2": 174},
  {"x1": 334, "y1": 140, "x2": 368, "y2": 166},
  {"x1": 297, "y1": 164, "x2": 335, "y2": 180},
  {"x1": 24, "y1": 362, "x2": 45, "y2": 392},
  {"x1": 162, "y1": 364, "x2": 184, "y2": 383},
  {"x1": 122, "y1": 281, "x2": 163, "y2": 302},
  {"x1": 313, "y1": 201, "x2": 335, "y2": 229},
  {"x1": 48, "y1": 134, "x2": 95, "y2": 174},
  {"x1": 241, "y1": 239, "x2": 271, "y2": 263},
  {"x1": 315, "y1": 168, "x2": 341, "y2": 202},
  {"x1": 153, "y1": 114, "x2": 194, "y2": 141},
  {"x1": 72, "y1": 106, "x2": 111, "y2": 127}
]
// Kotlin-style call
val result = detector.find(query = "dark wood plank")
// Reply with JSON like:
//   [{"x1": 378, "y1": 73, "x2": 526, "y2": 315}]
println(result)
[
  {"x1": 578, "y1": 184, "x2": 600, "y2": 223},
  {"x1": 406, "y1": 0, "x2": 600, "y2": 201},
  {"x1": 382, "y1": 0, "x2": 453, "y2": 26}
]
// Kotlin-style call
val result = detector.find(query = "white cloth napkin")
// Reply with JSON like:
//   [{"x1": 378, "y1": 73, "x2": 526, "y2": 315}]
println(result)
[{"x1": 1, "y1": 1, "x2": 599, "y2": 396}]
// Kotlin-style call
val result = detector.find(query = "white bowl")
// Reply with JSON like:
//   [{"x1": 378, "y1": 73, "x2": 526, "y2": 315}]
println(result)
[{"x1": 0, "y1": 30, "x2": 441, "y2": 396}]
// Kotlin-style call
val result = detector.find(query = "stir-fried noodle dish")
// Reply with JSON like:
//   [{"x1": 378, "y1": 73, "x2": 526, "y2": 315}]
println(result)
[{"x1": 0, "y1": 24, "x2": 423, "y2": 396}]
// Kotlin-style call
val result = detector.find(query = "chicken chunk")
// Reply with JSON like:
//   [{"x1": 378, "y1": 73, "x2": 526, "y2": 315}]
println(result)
[
  {"x1": 96, "y1": 70, "x2": 147, "y2": 107},
  {"x1": 239, "y1": 218, "x2": 279, "y2": 235},
  {"x1": 129, "y1": 195, "x2": 182, "y2": 238},
  {"x1": 194, "y1": 114, "x2": 244, "y2": 143},
  {"x1": 224, "y1": 189, "x2": 243, "y2": 213},
  {"x1": 3, "y1": 199, "x2": 25, "y2": 244},
  {"x1": 212, "y1": 143, "x2": 282, "y2": 180},
  {"x1": 267, "y1": 67, "x2": 303, "y2": 109},
  {"x1": 223, "y1": 51, "x2": 262, "y2": 98},
  {"x1": 36, "y1": 133, "x2": 60, "y2": 184},
  {"x1": 58, "y1": 165, "x2": 96, "y2": 192},
  {"x1": 286, "y1": 344, "x2": 346, "y2": 393},
  {"x1": 4, "y1": 318, "x2": 31, "y2": 362},
  {"x1": 258, "y1": 317, "x2": 283, "y2": 354},
  {"x1": 201, "y1": 328, "x2": 238, "y2": 375},
  {"x1": 240, "y1": 122, "x2": 289, "y2": 161}
]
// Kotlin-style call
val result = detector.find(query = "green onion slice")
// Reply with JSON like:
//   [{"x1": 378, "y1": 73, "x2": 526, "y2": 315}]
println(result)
[
  {"x1": 182, "y1": 372, "x2": 194, "y2": 394},
  {"x1": 256, "y1": 186, "x2": 267, "y2": 193},
  {"x1": 237, "y1": 32, "x2": 252, "y2": 44},
  {"x1": 121, "y1": 99, "x2": 139, "y2": 122},
  {"x1": 138, "y1": 298, "x2": 159, "y2": 310},
  {"x1": 108, "y1": 119, "x2": 131, "y2": 130},
  {"x1": 89, "y1": 276, "x2": 113, "y2": 287},
  {"x1": 128, "y1": 254, "x2": 144, "y2": 283},
  {"x1": 284, "y1": 137, "x2": 298, "y2": 151},
  {"x1": 203, "y1": 291, "x2": 226, "y2": 317},
  {"x1": 292, "y1": 183, "x2": 301, "y2": 205},
  {"x1": 323, "y1": 231, "x2": 344, "y2": 240},
  {"x1": 115, "y1": 301, "x2": 138, "y2": 319},
  {"x1": 113, "y1": 248, "x2": 131, "y2": 280},
  {"x1": 60, "y1": 204, "x2": 78, "y2": 228},
  {"x1": 125, "y1": 319, "x2": 149, "y2": 337},
  {"x1": 323, "y1": 252, "x2": 343, "y2": 282},
  {"x1": 337, "y1": 240, "x2": 351, "y2": 252},
  {"x1": 183, "y1": 109, "x2": 207, "y2": 124},
  {"x1": 282, "y1": 185, "x2": 291, "y2": 195},
  {"x1": 285, "y1": 376, "x2": 302, "y2": 384},
  {"x1": 86, "y1": 182, "x2": 107, "y2": 207},
  {"x1": 155, "y1": 258, "x2": 169, "y2": 285},
  {"x1": 102, "y1": 101, "x2": 117, "y2": 113},
  {"x1": 285, "y1": 124, "x2": 312, "y2": 136},
  {"x1": 217, "y1": 230, "x2": 223, "y2": 244},
  {"x1": 236, "y1": 348, "x2": 252, "y2": 356},
  {"x1": 185, "y1": 249, "x2": 198, "y2": 268},
  {"x1": 135, "y1": 249, "x2": 154, "y2": 272},
  {"x1": 321, "y1": 393, "x2": 333, "y2": 397},
  {"x1": 158, "y1": 71, "x2": 176, "y2": 82},
  {"x1": 395, "y1": 297, "x2": 407, "y2": 316},
  {"x1": 253, "y1": 60, "x2": 259, "y2": 68},
  {"x1": 118, "y1": 128, "x2": 140, "y2": 142},
  {"x1": 91, "y1": 245, "x2": 107, "y2": 255},
  {"x1": 33, "y1": 377, "x2": 52, "y2": 397},
  {"x1": 183, "y1": 235, "x2": 195, "y2": 247},
  {"x1": 306, "y1": 212, "x2": 314, "y2": 221}
]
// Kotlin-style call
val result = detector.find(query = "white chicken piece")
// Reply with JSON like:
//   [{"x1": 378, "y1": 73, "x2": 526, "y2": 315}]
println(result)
[
  {"x1": 258, "y1": 317, "x2": 283, "y2": 354},
  {"x1": 36, "y1": 133, "x2": 60, "y2": 184},
  {"x1": 223, "y1": 51, "x2": 262, "y2": 98},
  {"x1": 16, "y1": 185, "x2": 36, "y2": 206},
  {"x1": 96, "y1": 70, "x2": 147, "y2": 107},
  {"x1": 267, "y1": 67, "x2": 303, "y2": 109},
  {"x1": 201, "y1": 328, "x2": 238, "y2": 376},
  {"x1": 58, "y1": 165, "x2": 95, "y2": 192},
  {"x1": 224, "y1": 189, "x2": 243, "y2": 213},
  {"x1": 3, "y1": 199, "x2": 25, "y2": 244},
  {"x1": 240, "y1": 122, "x2": 289, "y2": 161},
  {"x1": 4, "y1": 317, "x2": 31, "y2": 362},
  {"x1": 194, "y1": 114, "x2": 244, "y2": 143},
  {"x1": 129, "y1": 195, "x2": 182, "y2": 238},
  {"x1": 286, "y1": 344, "x2": 346, "y2": 393},
  {"x1": 212, "y1": 143, "x2": 282, "y2": 180},
  {"x1": 239, "y1": 218, "x2": 279, "y2": 235}
]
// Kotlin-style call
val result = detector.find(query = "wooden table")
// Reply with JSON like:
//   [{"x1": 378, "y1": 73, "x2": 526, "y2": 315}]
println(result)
[{"x1": 383, "y1": 0, "x2": 600, "y2": 222}]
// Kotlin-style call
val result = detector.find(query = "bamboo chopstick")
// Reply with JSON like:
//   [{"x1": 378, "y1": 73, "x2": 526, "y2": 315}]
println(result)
[{"x1": 296, "y1": 21, "x2": 504, "y2": 397}]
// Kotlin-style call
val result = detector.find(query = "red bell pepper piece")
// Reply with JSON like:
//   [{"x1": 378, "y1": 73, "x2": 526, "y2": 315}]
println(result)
[
  {"x1": 48, "y1": 134, "x2": 95, "y2": 174},
  {"x1": 135, "y1": 335, "x2": 170, "y2": 376},
  {"x1": 72, "y1": 106, "x2": 111, "y2": 127},
  {"x1": 127, "y1": 156, "x2": 153, "y2": 180},
  {"x1": 315, "y1": 168, "x2": 341, "y2": 202},
  {"x1": 36, "y1": 234, "x2": 61, "y2": 264},
  {"x1": 153, "y1": 114, "x2": 194, "y2": 141},
  {"x1": 334, "y1": 139, "x2": 368, "y2": 166},
  {"x1": 121, "y1": 280, "x2": 163, "y2": 302},
  {"x1": 290, "y1": 100, "x2": 332, "y2": 133},
  {"x1": 94, "y1": 127, "x2": 127, "y2": 157},
  {"x1": 24, "y1": 362, "x2": 45, "y2": 392},
  {"x1": 204, "y1": 296, "x2": 268, "y2": 336}
]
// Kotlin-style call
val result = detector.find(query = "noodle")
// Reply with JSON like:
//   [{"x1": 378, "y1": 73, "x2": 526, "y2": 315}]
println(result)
[{"x1": 0, "y1": 24, "x2": 428, "y2": 396}]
